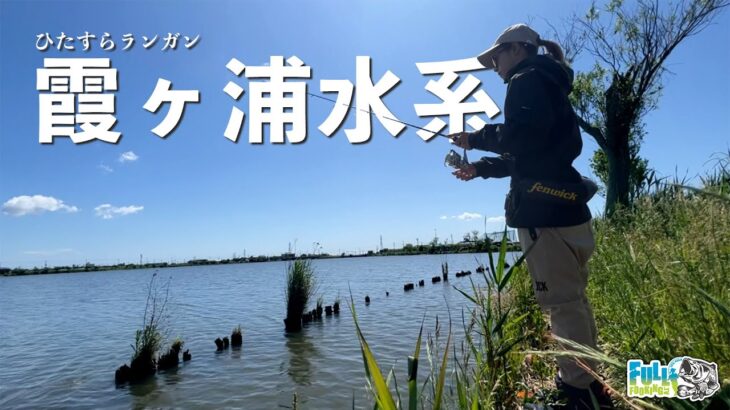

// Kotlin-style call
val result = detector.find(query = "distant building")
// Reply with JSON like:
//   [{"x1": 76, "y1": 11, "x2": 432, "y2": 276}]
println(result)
[{"x1": 280, "y1": 252, "x2": 295, "y2": 261}]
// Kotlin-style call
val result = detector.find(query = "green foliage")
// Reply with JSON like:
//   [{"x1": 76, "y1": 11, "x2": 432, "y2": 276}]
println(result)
[
  {"x1": 590, "y1": 138, "x2": 651, "y2": 201},
  {"x1": 449, "y1": 230, "x2": 540, "y2": 409},
  {"x1": 132, "y1": 272, "x2": 170, "y2": 364},
  {"x1": 407, "y1": 316, "x2": 425, "y2": 410},
  {"x1": 489, "y1": 161, "x2": 729, "y2": 409},
  {"x1": 567, "y1": 0, "x2": 728, "y2": 214},
  {"x1": 583, "y1": 162, "x2": 728, "y2": 408},
  {"x1": 285, "y1": 259, "x2": 316, "y2": 320},
  {"x1": 570, "y1": 63, "x2": 608, "y2": 131},
  {"x1": 349, "y1": 295, "x2": 451, "y2": 409},
  {"x1": 354, "y1": 159, "x2": 729, "y2": 408},
  {"x1": 354, "y1": 230, "x2": 537, "y2": 409},
  {"x1": 349, "y1": 292, "x2": 398, "y2": 410}
]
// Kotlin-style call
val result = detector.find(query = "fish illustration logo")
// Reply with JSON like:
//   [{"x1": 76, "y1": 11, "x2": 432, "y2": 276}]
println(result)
[
  {"x1": 675, "y1": 357, "x2": 721, "y2": 401},
  {"x1": 627, "y1": 356, "x2": 720, "y2": 401}
]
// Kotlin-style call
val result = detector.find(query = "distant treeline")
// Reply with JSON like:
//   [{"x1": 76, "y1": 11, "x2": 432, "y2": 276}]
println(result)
[{"x1": 0, "y1": 239, "x2": 520, "y2": 277}]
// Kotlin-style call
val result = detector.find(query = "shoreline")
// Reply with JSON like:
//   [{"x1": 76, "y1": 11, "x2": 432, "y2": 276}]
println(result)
[{"x1": 0, "y1": 241, "x2": 522, "y2": 277}]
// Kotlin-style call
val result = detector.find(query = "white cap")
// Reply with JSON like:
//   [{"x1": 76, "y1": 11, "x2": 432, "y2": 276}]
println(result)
[{"x1": 477, "y1": 23, "x2": 540, "y2": 69}]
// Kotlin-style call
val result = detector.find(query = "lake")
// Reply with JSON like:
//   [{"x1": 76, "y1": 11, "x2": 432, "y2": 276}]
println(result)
[{"x1": 0, "y1": 253, "x2": 520, "y2": 409}]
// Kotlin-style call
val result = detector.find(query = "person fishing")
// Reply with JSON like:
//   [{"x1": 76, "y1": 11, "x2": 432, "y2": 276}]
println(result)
[{"x1": 448, "y1": 23, "x2": 612, "y2": 409}]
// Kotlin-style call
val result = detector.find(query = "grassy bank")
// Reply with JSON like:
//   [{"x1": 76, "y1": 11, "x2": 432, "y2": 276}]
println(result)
[
  {"x1": 581, "y1": 169, "x2": 729, "y2": 408},
  {"x1": 354, "y1": 160, "x2": 729, "y2": 409}
]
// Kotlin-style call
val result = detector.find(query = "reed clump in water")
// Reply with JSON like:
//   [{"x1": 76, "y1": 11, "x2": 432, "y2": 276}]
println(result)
[
  {"x1": 284, "y1": 260, "x2": 316, "y2": 332},
  {"x1": 116, "y1": 273, "x2": 171, "y2": 384}
]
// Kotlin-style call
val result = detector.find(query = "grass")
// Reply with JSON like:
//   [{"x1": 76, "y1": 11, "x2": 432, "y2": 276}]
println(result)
[
  {"x1": 349, "y1": 290, "x2": 451, "y2": 410},
  {"x1": 450, "y1": 230, "x2": 535, "y2": 409},
  {"x1": 349, "y1": 231, "x2": 530, "y2": 409},
  {"x1": 572, "y1": 162, "x2": 730, "y2": 408},
  {"x1": 285, "y1": 259, "x2": 317, "y2": 331},
  {"x1": 355, "y1": 157, "x2": 729, "y2": 409},
  {"x1": 505, "y1": 160, "x2": 729, "y2": 408},
  {"x1": 132, "y1": 273, "x2": 170, "y2": 364},
  {"x1": 116, "y1": 272, "x2": 172, "y2": 382}
]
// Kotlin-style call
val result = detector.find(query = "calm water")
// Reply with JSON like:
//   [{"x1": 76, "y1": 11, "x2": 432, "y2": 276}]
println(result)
[{"x1": 0, "y1": 253, "x2": 519, "y2": 409}]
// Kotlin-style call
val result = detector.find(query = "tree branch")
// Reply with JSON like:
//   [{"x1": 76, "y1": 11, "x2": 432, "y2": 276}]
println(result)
[{"x1": 576, "y1": 115, "x2": 607, "y2": 149}]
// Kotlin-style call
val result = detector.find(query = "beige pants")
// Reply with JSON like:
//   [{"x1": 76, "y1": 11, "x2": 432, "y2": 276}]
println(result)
[{"x1": 517, "y1": 221, "x2": 599, "y2": 389}]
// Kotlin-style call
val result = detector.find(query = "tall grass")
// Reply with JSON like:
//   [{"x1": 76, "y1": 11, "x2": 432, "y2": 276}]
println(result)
[
  {"x1": 512, "y1": 159, "x2": 730, "y2": 408},
  {"x1": 356, "y1": 157, "x2": 729, "y2": 409},
  {"x1": 576, "y1": 163, "x2": 730, "y2": 408},
  {"x1": 117, "y1": 272, "x2": 172, "y2": 382},
  {"x1": 132, "y1": 273, "x2": 170, "y2": 364},
  {"x1": 349, "y1": 291, "x2": 451, "y2": 410},
  {"x1": 351, "y1": 231, "x2": 535, "y2": 409},
  {"x1": 285, "y1": 259, "x2": 316, "y2": 332},
  {"x1": 450, "y1": 230, "x2": 538, "y2": 409}
]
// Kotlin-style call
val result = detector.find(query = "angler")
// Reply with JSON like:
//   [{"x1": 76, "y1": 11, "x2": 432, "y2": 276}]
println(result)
[{"x1": 448, "y1": 23, "x2": 611, "y2": 409}]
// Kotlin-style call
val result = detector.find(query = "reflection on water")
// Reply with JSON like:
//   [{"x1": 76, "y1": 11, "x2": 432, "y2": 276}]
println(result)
[
  {"x1": 231, "y1": 345, "x2": 243, "y2": 359},
  {"x1": 128, "y1": 376, "x2": 159, "y2": 410},
  {"x1": 285, "y1": 331, "x2": 320, "y2": 386},
  {"x1": 159, "y1": 366, "x2": 183, "y2": 386}
]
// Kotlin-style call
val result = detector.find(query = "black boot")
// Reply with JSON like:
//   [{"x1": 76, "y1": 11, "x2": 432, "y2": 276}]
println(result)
[
  {"x1": 588, "y1": 380, "x2": 614, "y2": 409},
  {"x1": 553, "y1": 376, "x2": 614, "y2": 409}
]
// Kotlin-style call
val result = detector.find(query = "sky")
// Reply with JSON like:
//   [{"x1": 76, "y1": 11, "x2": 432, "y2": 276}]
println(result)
[{"x1": 1, "y1": 0, "x2": 728, "y2": 268}]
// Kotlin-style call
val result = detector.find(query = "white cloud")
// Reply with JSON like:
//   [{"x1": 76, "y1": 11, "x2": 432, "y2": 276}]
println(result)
[
  {"x1": 486, "y1": 216, "x2": 506, "y2": 223},
  {"x1": 439, "y1": 213, "x2": 506, "y2": 223},
  {"x1": 118, "y1": 151, "x2": 139, "y2": 162},
  {"x1": 440, "y1": 212, "x2": 483, "y2": 221},
  {"x1": 24, "y1": 248, "x2": 78, "y2": 257},
  {"x1": 94, "y1": 204, "x2": 144, "y2": 219},
  {"x1": 2, "y1": 195, "x2": 79, "y2": 216},
  {"x1": 99, "y1": 164, "x2": 114, "y2": 173},
  {"x1": 457, "y1": 212, "x2": 483, "y2": 220}
]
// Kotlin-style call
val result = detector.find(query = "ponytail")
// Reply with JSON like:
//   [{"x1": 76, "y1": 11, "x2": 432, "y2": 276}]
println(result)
[{"x1": 537, "y1": 38, "x2": 565, "y2": 63}]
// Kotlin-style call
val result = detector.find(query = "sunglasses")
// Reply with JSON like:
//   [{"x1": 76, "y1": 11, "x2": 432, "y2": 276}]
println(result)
[{"x1": 490, "y1": 43, "x2": 511, "y2": 69}]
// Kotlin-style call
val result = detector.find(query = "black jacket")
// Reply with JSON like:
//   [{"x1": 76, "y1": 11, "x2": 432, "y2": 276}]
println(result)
[{"x1": 467, "y1": 55, "x2": 591, "y2": 228}]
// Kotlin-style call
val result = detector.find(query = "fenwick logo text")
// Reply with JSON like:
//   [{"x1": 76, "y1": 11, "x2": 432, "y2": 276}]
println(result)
[
  {"x1": 627, "y1": 357, "x2": 721, "y2": 401},
  {"x1": 526, "y1": 182, "x2": 578, "y2": 201}
]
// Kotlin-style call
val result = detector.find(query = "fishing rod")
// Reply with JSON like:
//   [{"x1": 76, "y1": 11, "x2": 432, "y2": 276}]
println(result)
[
  {"x1": 306, "y1": 92, "x2": 453, "y2": 139},
  {"x1": 306, "y1": 91, "x2": 470, "y2": 167}
]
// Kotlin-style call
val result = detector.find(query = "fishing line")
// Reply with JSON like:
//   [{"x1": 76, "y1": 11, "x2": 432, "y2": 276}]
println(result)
[
  {"x1": 306, "y1": 92, "x2": 452, "y2": 139},
  {"x1": 306, "y1": 91, "x2": 470, "y2": 165}
]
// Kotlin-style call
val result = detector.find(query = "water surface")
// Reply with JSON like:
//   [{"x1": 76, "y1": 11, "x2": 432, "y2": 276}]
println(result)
[{"x1": 0, "y1": 253, "x2": 518, "y2": 409}]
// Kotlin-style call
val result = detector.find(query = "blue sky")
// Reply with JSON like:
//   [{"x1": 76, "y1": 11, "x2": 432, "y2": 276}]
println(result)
[{"x1": 1, "y1": 0, "x2": 728, "y2": 268}]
